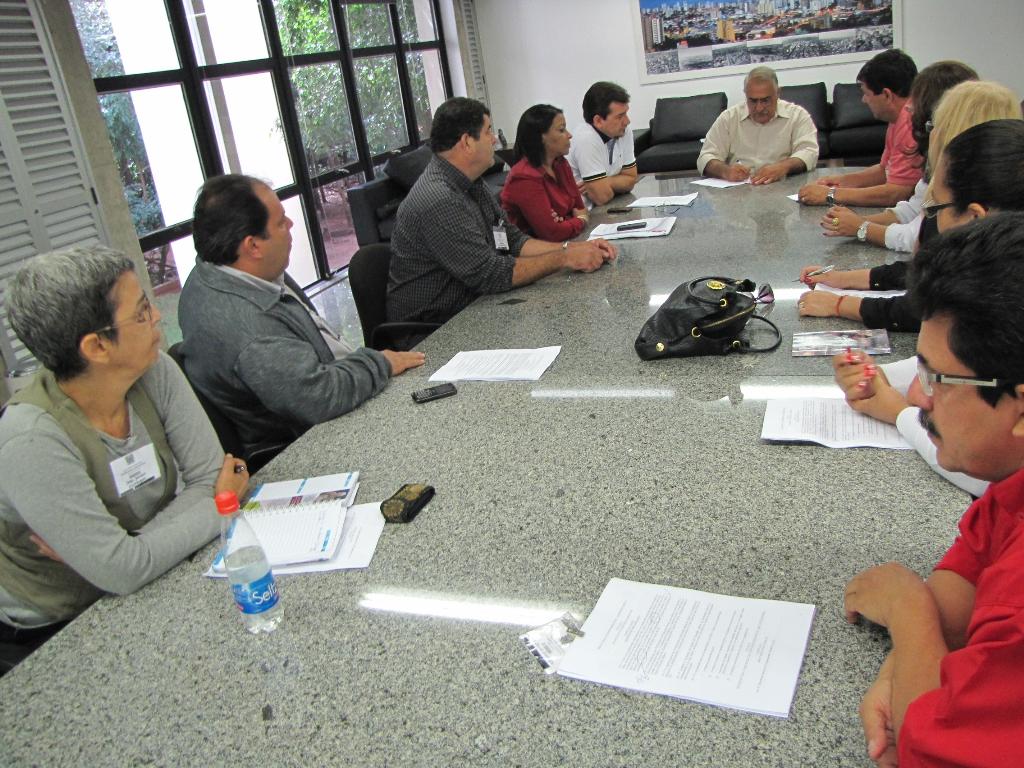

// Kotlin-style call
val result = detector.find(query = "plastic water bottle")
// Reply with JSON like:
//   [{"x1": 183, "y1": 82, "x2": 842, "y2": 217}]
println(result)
[{"x1": 215, "y1": 491, "x2": 283, "y2": 633}]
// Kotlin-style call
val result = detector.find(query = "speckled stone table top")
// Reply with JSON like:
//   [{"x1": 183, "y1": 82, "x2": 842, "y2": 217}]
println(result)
[{"x1": 0, "y1": 169, "x2": 968, "y2": 767}]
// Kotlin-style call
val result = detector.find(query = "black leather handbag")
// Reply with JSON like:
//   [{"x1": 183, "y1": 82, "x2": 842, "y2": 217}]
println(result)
[{"x1": 635, "y1": 276, "x2": 781, "y2": 359}]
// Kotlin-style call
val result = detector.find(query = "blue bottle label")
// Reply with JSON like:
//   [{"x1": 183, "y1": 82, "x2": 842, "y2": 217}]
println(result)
[{"x1": 231, "y1": 572, "x2": 279, "y2": 615}]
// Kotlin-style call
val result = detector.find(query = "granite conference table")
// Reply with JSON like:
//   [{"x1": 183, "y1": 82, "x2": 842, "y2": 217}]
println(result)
[{"x1": 2, "y1": 169, "x2": 969, "y2": 767}]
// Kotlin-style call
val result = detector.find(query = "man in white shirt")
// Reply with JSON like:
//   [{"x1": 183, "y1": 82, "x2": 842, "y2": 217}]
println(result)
[
  {"x1": 697, "y1": 66, "x2": 819, "y2": 185},
  {"x1": 568, "y1": 81, "x2": 639, "y2": 206}
]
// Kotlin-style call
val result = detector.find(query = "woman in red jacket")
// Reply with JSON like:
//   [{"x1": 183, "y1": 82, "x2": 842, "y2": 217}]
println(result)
[{"x1": 501, "y1": 104, "x2": 589, "y2": 241}]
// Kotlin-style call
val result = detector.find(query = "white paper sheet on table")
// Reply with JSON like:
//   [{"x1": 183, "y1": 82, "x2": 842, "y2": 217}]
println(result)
[
  {"x1": 205, "y1": 503, "x2": 386, "y2": 577},
  {"x1": 627, "y1": 193, "x2": 698, "y2": 208},
  {"x1": 556, "y1": 578, "x2": 815, "y2": 718},
  {"x1": 429, "y1": 346, "x2": 561, "y2": 382},
  {"x1": 787, "y1": 193, "x2": 800, "y2": 201},
  {"x1": 814, "y1": 286, "x2": 906, "y2": 299},
  {"x1": 588, "y1": 217, "x2": 676, "y2": 241},
  {"x1": 690, "y1": 177, "x2": 751, "y2": 188},
  {"x1": 761, "y1": 398, "x2": 911, "y2": 449}
]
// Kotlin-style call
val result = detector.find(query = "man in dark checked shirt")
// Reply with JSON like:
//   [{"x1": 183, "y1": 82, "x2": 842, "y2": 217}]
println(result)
[{"x1": 387, "y1": 97, "x2": 617, "y2": 328}]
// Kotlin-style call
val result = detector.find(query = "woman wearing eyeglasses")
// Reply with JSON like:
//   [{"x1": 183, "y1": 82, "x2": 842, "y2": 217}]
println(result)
[
  {"x1": 798, "y1": 80, "x2": 1022, "y2": 330},
  {"x1": 0, "y1": 245, "x2": 247, "y2": 673},
  {"x1": 828, "y1": 118, "x2": 1024, "y2": 496}
]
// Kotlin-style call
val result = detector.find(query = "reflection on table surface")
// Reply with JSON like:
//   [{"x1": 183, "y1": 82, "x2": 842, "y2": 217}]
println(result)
[{"x1": 0, "y1": 169, "x2": 966, "y2": 767}]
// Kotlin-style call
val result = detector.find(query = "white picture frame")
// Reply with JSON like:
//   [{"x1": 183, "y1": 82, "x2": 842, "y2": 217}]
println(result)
[{"x1": 632, "y1": 1, "x2": 903, "y2": 85}]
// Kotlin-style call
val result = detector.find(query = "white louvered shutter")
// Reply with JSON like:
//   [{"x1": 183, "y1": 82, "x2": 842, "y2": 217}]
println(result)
[
  {"x1": 0, "y1": 0, "x2": 106, "y2": 371},
  {"x1": 455, "y1": 0, "x2": 489, "y2": 105}
]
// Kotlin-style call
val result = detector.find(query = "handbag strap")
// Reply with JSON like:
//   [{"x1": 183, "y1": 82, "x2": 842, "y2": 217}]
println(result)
[
  {"x1": 686, "y1": 277, "x2": 756, "y2": 307},
  {"x1": 741, "y1": 314, "x2": 783, "y2": 353}
]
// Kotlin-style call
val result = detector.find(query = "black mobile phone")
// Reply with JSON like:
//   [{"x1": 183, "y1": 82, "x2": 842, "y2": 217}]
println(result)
[
  {"x1": 616, "y1": 221, "x2": 646, "y2": 232},
  {"x1": 411, "y1": 382, "x2": 458, "y2": 403},
  {"x1": 607, "y1": 207, "x2": 631, "y2": 214}
]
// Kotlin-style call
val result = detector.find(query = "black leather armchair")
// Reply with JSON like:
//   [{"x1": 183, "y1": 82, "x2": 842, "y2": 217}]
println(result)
[
  {"x1": 779, "y1": 82, "x2": 830, "y2": 160},
  {"x1": 828, "y1": 83, "x2": 888, "y2": 167},
  {"x1": 348, "y1": 145, "x2": 507, "y2": 247},
  {"x1": 635, "y1": 93, "x2": 727, "y2": 174}
]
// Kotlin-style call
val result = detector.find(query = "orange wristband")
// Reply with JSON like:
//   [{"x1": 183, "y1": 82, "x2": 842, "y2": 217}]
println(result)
[{"x1": 836, "y1": 295, "x2": 846, "y2": 316}]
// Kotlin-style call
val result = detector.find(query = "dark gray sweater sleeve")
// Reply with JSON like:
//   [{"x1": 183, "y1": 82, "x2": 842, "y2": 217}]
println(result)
[{"x1": 234, "y1": 335, "x2": 391, "y2": 428}]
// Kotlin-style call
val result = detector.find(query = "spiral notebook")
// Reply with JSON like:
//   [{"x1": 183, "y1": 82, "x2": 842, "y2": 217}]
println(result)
[{"x1": 210, "y1": 472, "x2": 359, "y2": 573}]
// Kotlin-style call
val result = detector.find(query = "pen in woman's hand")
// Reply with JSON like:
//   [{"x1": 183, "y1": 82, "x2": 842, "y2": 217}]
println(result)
[{"x1": 793, "y1": 264, "x2": 835, "y2": 282}]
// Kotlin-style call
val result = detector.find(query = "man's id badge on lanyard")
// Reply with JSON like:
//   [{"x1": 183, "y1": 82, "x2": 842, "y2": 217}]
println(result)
[
  {"x1": 492, "y1": 222, "x2": 509, "y2": 253},
  {"x1": 110, "y1": 443, "x2": 161, "y2": 497}
]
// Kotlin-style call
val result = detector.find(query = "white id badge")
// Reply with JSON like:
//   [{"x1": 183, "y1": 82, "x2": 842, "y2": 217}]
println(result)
[
  {"x1": 492, "y1": 226, "x2": 509, "y2": 252},
  {"x1": 109, "y1": 443, "x2": 161, "y2": 497}
]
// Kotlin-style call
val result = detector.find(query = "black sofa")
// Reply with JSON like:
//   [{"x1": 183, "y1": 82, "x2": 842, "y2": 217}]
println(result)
[
  {"x1": 632, "y1": 82, "x2": 887, "y2": 173},
  {"x1": 633, "y1": 93, "x2": 727, "y2": 174},
  {"x1": 826, "y1": 82, "x2": 888, "y2": 167},
  {"x1": 348, "y1": 144, "x2": 507, "y2": 246}
]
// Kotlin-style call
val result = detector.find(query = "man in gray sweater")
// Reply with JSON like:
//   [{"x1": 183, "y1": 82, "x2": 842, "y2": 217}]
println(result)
[{"x1": 179, "y1": 175, "x2": 424, "y2": 457}]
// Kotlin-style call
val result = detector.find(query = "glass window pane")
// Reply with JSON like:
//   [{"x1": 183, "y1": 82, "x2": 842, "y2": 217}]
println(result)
[
  {"x1": 397, "y1": 0, "x2": 437, "y2": 43},
  {"x1": 183, "y1": 0, "x2": 269, "y2": 66},
  {"x1": 98, "y1": 86, "x2": 204, "y2": 236},
  {"x1": 354, "y1": 55, "x2": 408, "y2": 155},
  {"x1": 281, "y1": 195, "x2": 318, "y2": 287},
  {"x1": 273, "y1": 0, "x2": 339, "y2": 56},
  {"x1": 70, "y1": 0, "x2": 178, "y2": 77},
  {"x1": 203, "y1": 73, "x2": 294, "y2": 188},
  {"x1": 290, "y1": 64, "x2": 357, "y2": 178},
  {"x1": 148, "y1": 234, "x2": 197, "y2": 347},
  {"x1": 405, "y1": 50, "x2": 446, "y2": 142},
  {"x1": 311, "y1": 173, "x2": 366, "y2": 273},
  {"x1": 345, "y1": 4, "x2": 394, "y2": 48}
]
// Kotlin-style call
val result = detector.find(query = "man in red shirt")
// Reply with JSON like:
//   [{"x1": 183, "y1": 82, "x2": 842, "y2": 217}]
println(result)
[
  {"x1": 799, "y1": 49, "x2": 921, "y2": 207},
  {"x1": 843, "y1": 212, "x2": 1024, "y2": 767}
]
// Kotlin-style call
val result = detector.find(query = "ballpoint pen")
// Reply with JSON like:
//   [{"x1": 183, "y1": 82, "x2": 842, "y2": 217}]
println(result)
[{"x1": 793, "y1": 264, "x2": 835, "y2": 282}]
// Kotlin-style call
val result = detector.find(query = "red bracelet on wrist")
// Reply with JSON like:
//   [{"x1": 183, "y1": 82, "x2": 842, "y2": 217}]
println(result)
[{"x1": 836, "y1": 295, "x2": 846, "y2": 316}]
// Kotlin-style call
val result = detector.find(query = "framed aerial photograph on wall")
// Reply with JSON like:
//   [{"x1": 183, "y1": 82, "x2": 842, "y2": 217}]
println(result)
[{"x1": 633, "y1": 1, "x2": 902, "y2": 84}]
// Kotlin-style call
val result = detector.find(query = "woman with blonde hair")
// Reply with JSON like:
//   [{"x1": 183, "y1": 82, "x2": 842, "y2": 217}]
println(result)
[{"x1": 798, "y1": 80, "x2": 1022, "y2": 330}]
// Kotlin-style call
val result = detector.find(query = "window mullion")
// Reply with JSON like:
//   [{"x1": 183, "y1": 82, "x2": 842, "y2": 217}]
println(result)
[
  {"x1": 430, "y1": 0, "x2": 453, "y2": 96},
  {"x1": 332, "y1": 1, "x2": 376, "y2": 180},
  {"x1": 388, "y1": 3, "x2": 420, "y2": 147},
  {"x1": 162, "y1": 0, "x2": 222, "y2": 178},
  {"x1": 258, "y1": 0, "x2": 331, "y2": 279}
]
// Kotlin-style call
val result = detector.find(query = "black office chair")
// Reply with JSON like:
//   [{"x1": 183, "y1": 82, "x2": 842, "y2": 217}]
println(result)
[
  {"x1": 347, "y1": 243, "x2": 439, "y2": 350},
  {"x1": 166, "y1": 343, "x2": 284, "y2": 473}
]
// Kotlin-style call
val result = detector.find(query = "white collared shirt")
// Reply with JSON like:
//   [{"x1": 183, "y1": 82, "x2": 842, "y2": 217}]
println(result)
[{"x1": 697, "y1": 99, "x2": 819, "y2": 175}]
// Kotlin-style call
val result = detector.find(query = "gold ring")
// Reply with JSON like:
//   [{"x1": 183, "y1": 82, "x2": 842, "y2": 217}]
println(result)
[
  {"x1": 832, "y1": 217, "x2": 839, "y2": 226},
  {"x1": 799, "y1": 301, "x2": 806, "y2": 309}
]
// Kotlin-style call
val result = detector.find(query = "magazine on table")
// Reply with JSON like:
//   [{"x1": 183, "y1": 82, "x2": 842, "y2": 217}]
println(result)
[{"x1": 792, "y1": 329, "x2": 891, "y2": 357}]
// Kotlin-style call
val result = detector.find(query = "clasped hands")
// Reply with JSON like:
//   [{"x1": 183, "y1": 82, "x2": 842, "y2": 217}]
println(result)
[
  {"x1": 832, "y1": 349, "x2": 911, "y2": 424},
  {"x1": 564, "y1": 238, "x2": 617, "y2": 272},
  {"x1": 719, "y1": 161, "x2": 789, "y2": 185}
]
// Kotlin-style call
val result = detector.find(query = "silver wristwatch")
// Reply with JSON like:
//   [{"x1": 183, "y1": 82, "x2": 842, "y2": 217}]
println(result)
[
  {"x1": 856, "y1": 221, "x2": 869, "y2": 242},
  {"x1": 826, "y1": 187, "x2": 837, "y2": 207}
]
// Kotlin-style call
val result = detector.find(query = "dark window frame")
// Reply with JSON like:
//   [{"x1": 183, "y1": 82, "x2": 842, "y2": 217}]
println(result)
[{"x1": 85, "y1": 0, "x2": 451, "y2": 283}]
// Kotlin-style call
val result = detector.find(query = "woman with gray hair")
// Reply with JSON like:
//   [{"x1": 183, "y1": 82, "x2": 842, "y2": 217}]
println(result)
[{"x1": 0, "y1": 245, "x2": 247, "y2": 673}]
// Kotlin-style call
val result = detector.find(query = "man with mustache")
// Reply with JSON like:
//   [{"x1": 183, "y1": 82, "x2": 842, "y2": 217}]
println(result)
[{"x1": 843, "y1": 213, "x2": 1024, "y2": 766}]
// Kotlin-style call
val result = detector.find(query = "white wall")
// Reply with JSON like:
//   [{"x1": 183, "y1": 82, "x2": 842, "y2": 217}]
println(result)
[{"x1": 474, "y1": 0, "x2": 1024, "y2": 138}]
